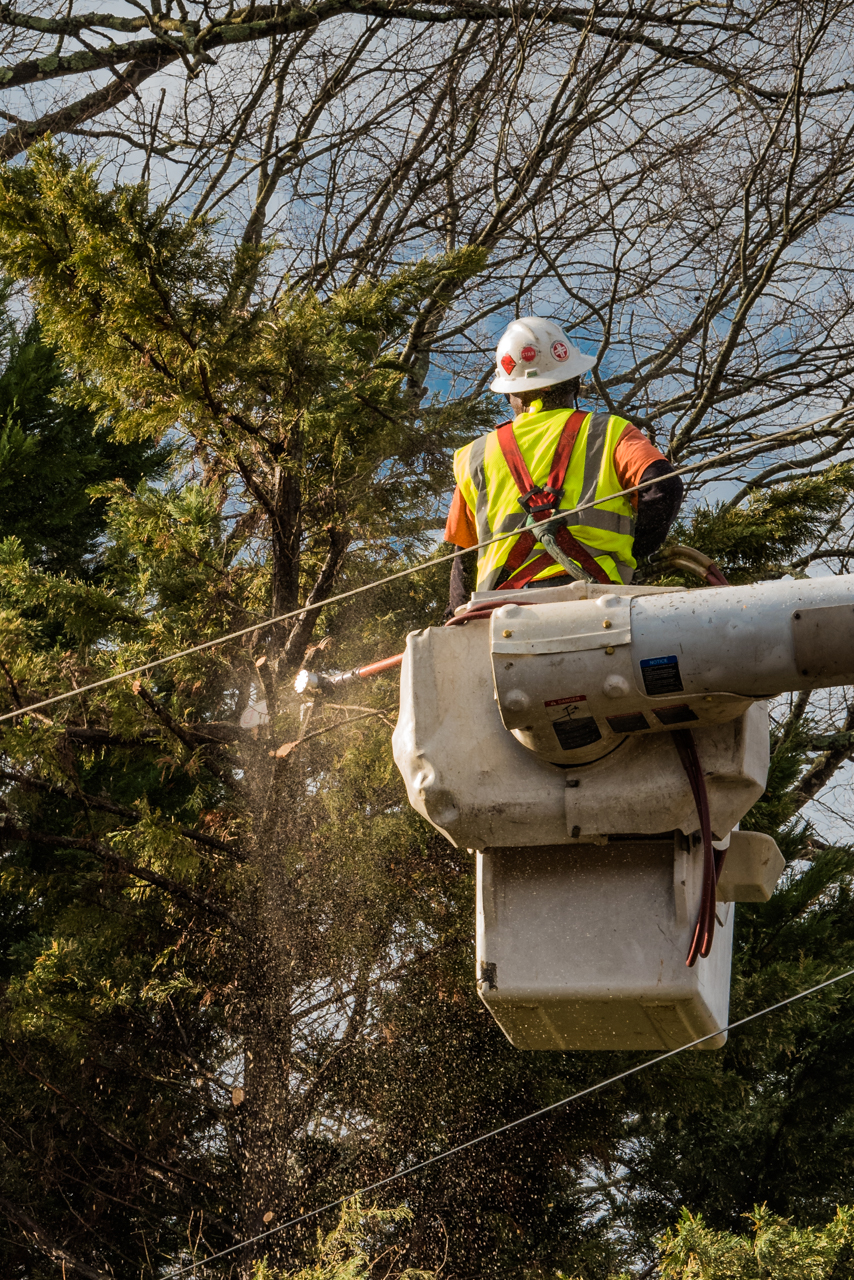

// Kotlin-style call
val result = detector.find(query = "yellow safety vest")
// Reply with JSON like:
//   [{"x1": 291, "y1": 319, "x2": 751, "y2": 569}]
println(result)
[{"x1": 453, "y1": 407, "x2": 637, "y2": 591}]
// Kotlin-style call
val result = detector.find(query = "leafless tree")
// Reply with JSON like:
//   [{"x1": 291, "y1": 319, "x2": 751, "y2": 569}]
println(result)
[{"x1": 3, "y1": 3, "x2": 854, "y2": 468}]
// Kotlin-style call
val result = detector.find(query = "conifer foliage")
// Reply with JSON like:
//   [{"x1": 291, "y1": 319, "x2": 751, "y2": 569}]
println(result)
[
  {"x1": 0, "y1": 314, "x2": 168, "y2": 576},
  {"x1": 656, "y1": 1205, "x2": 854, "y2": 1279},
  {"x1": 0, "y1": 142, "x2": 518, "y2": 1278}
]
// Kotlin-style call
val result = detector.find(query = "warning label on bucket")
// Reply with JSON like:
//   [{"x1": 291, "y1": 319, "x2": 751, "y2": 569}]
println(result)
[
  {"x1": 543, "y1": 694, "x2": 602, "y2": 750},
  {"x1": 553, "y1": 716, "x2": 602, "y2": 750}
]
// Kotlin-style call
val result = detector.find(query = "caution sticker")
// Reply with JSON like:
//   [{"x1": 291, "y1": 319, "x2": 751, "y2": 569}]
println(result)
[
  {"x1": 544, "y1": 694, "x2": 587, "y2": 709},
  {"x1": 640, "y1": 654, "x2": 684, "y2": 696}
]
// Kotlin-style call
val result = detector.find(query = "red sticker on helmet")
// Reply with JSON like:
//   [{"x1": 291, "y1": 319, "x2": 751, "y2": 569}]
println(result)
[
  {"x1": 552, "y1": 340, "x2": 569, "y2": 361},
  {"x1": 500, "y1": 353, "x2": 516, "y2": 375},
  {"x1": 520, "y1": 345, "x2": 537, "y2": 363}
]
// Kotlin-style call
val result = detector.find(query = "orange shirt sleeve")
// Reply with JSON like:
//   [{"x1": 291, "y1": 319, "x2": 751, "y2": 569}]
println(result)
[
  {"x1": 444, "y1": 483, "x2": 478, "y2": 548},
  {"x1": 613, "y1": 424, "x2": 670, "y2": 508}
]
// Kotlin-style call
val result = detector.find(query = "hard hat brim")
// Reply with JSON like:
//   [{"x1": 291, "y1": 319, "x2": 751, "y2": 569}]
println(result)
[{"x1": 489, "y1": 350, "x2": 596, "y2": 395}]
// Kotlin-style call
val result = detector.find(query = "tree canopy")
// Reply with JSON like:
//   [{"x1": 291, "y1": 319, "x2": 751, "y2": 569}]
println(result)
[
  {"x1": 0, "y1": 143, "x2": 854, "y2": 1278},
  {"x1": 0, "y1": 317, "x2": 169, "y2": 577},
  {"x1": 5, "y1": 0, "x2": 854, "y2": 516}
]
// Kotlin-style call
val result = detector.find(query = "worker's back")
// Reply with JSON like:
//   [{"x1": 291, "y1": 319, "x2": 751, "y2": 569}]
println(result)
[{"x1": 453, "y1": 405, "x2": 643, "y2": 590}]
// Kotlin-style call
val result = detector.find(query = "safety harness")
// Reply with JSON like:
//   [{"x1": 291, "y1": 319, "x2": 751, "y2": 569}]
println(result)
[{"x1": 495, "y1": 411, "x2": 612, "y2": 589}]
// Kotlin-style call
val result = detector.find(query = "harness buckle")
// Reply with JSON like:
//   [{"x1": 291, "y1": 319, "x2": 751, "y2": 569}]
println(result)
[{"x1": 517, "y1": 484, "x2": 564, "y2": 517}]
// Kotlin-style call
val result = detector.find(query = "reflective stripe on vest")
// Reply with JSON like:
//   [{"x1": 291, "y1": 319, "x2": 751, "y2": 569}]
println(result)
[{"x1": 453, "y1": 408, "x2": 637, "y2": 590}]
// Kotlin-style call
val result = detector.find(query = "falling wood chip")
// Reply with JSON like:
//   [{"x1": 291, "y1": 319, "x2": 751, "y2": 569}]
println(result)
[
  {"x1": 305, "y1": 635, "x2": 333, "y2": 661},
  {"x1": 270, "y1": 741, "x2": 299, "y2": 758},
  {"x1": 232, "y1": 1087, "x2": 245, "y2": 1106},
  {"x1": 263, "y1": 1211, "x2": 274, "y2": 1224}
]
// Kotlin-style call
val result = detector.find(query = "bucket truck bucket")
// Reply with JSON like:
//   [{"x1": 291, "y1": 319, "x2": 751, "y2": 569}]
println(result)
[
  {"x1": 390, "y1": 573, "x2": 854, "y2": 1051},
  {"x1": 476, "y1": 836, "x2": 733, "y2": 1051}
]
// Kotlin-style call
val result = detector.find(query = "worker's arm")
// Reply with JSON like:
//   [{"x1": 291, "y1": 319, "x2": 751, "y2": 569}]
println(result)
[
  {"x1": 613, "y1": 426, "x2": 684, "y2": 560},
  {"x1": 444, "y1": 485, "x2": 478, "y2": 618},
  {"x1": 447, "y1": 552, "x2": 475, "y2": 618},
  {"x1": 633, "y1": 460, "x2": 684, "y2": 559}
]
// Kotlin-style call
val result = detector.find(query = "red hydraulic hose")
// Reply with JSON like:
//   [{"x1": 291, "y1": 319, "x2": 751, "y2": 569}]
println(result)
[
  {"x1": 704, "y1": 563, "x2": 730, "y2": 588},
  {"x1": 445, "y1": 597, "x2": 543, "y2": 627},
  {"x1": 334, "y1": 599, "x2": 536, "y2": 671},
  {"x1": 302, "y1": 571, "x2": 735, "y2": 968},
  {"x1": 295, "y1": 597, "x2": 532, "y2": 694},
  {"x1": 671, "y1": 560, "x2": 731, "y2": 966},
  {"x1": 448, "y1": 591, "x2": 730, "y2": 966},
  {"x1": 672, "y1": 729, "x2": 720, "y2": 966}
]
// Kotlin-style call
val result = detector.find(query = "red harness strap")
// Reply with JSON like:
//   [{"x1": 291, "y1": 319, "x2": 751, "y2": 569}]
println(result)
[{"x1": 494, "y1": 412, "x2": 611, "y2": 588}]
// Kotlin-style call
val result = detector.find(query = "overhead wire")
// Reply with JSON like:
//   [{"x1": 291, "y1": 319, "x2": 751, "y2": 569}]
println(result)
[
  {"x1": 164, "y1": 963, "x2": 854, "y2": 1278},
  {"x1": 0, "y1": 404, "x2": 849, "y2": 726}
]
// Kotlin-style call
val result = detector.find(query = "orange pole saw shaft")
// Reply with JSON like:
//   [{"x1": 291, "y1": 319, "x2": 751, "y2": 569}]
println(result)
[{"x1": 355, "y1": 653, "x2": 404, "y2": 678}]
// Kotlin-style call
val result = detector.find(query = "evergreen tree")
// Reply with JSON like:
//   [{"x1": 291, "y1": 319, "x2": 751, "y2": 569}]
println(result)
[{"x1": 0, "y1": 314, "x2": 169, "y2": 577}]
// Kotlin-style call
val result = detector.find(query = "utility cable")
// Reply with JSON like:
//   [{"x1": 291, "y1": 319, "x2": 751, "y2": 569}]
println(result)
[
  {"x1": 0, "y1": 405, "x2": 849, "y2": 726},
  {"x1": 165, "y1": 964, "x2": 854, "y2": 1278}
]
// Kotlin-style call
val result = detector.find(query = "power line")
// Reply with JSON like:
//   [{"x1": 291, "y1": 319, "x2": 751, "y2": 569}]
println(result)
[
  {"x1": 0, "y1": 405, "x2": 849, "y2": 726},
  {"x1": 165, "y1": 963, "x2": 854, "y2": 1278}
]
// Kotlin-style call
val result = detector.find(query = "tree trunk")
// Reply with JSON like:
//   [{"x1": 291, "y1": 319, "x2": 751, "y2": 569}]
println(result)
[{"x1": 240, "y1": 852, "x2": 298, "y2": 1274}]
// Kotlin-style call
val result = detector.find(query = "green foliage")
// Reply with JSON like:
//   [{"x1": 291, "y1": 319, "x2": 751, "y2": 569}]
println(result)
[
  {"x1": 0, "y1": 142, "x2": 545, "y2": 1280},
  {"x1": 664, "y1": 466, "x2": 854, "y2": 586},
  {"x1": 1, "y1": 140, "x2": 854, "y2": 1280},
  {"x1": 0, "y1": 140, "x2": 491, "y2": 588},
  {"x1": 0, "y1": 315, "x2": 169, "y2": 577},
  {"x1": 738, "y1": 720, "x2": 812, "y2": 847},
  {"x1": 251, "y1": 1198, "x2": 438, "y2": 1279},
  {"x1": 658, "y1": 1205, "x2": 854, "y2": 1278}
]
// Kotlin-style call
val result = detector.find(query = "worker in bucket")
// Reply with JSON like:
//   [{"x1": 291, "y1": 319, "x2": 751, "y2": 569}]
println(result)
[{"x1": 444, "y1": 316, "x2": 683, "y2": 613}]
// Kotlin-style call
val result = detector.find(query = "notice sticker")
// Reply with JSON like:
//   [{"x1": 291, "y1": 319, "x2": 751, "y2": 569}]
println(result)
[
  {"x1": 640, "y1": 654, "x2": 684, "y2": 697},
  {"x1": 544, "y1": 694, "x2": 587, "y2": 708}
]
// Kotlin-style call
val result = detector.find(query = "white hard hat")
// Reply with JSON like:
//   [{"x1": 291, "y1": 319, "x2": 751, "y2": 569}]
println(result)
[{"x1": 490, "y1": 316, "x2": 596, "y2": 393}]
